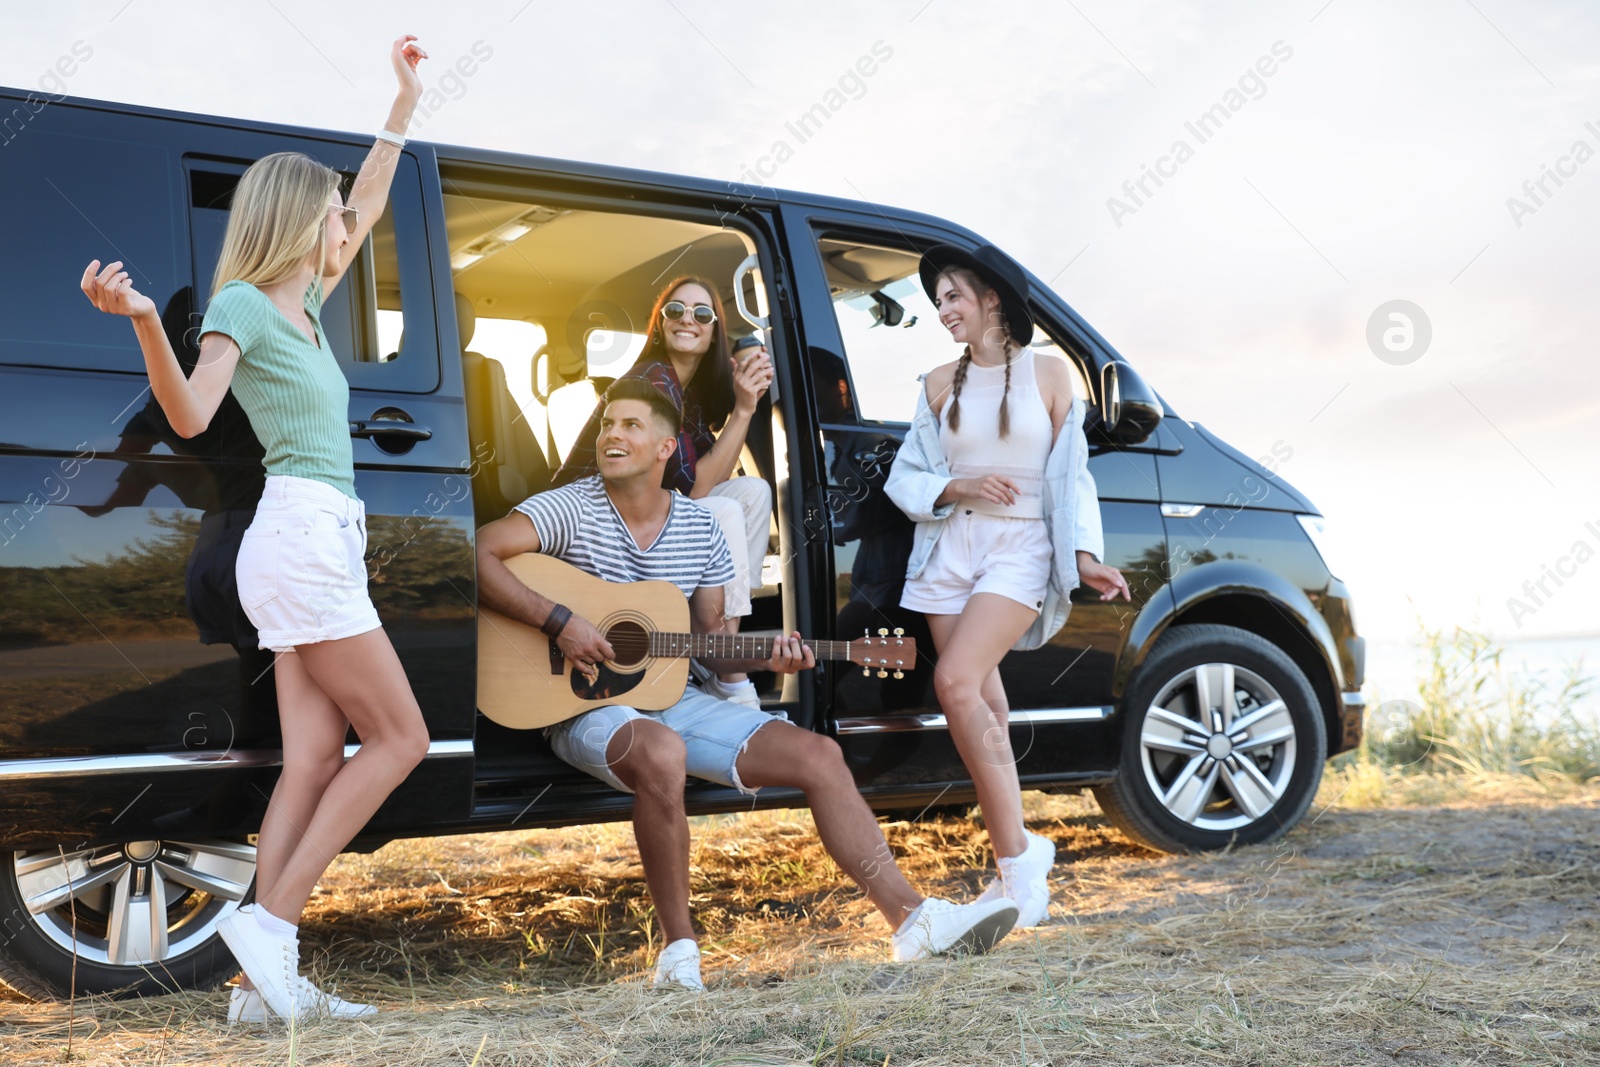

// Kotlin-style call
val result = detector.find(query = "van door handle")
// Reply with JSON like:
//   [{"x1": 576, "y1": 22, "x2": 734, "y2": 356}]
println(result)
[{"x1": 349, "y1": 420, "x2": 433, "y2": 442}]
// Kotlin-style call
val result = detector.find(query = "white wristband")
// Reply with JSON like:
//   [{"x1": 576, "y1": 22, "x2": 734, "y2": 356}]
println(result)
[{"x1": 375, "y1": 128, "x2": 406, "y2": 146}]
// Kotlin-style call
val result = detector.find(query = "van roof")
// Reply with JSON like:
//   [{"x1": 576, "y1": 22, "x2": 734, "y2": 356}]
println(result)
[
  {"x1": 4, "y1": 86, "x2": 982, "y2": 242},
  {"x1": 6, "y1": 86, "x2": 1128, "y2": 364}
]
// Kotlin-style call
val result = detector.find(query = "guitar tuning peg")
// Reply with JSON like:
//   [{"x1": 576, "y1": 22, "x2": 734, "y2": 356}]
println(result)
[
  {"x1": 862, "y1": 667, "x2": 870, "y2": 677},
  {"x1": 892, "y1": 670, "x2": 904, "y2": 679},
  {"x1": 877, "y1": 627, "x2": 888, "y2": 637},
  {"x1": 876, "y1": 669, "x2": 888, "y2": 678},
  {"x1": 892, "y1": 627, "x2": 904, "y2": 638}
]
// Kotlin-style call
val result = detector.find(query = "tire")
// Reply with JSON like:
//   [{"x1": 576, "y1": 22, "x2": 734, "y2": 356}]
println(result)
[
  {"x1": 1092, "y1": 624, "x2": 1327, "y2": 854},
  {"x1": 0, "y1": 839, "x2": 256, "y2": 999}
]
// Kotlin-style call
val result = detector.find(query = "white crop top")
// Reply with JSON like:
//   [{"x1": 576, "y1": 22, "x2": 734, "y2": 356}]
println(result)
[{"x1": 937, "y1": 346, "x2": 1054, "y2": 519}]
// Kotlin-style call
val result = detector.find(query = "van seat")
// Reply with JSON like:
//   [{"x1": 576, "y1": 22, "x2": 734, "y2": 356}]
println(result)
[{"x1": 458, "y1": 292, "x2": 551, "y2": 526}]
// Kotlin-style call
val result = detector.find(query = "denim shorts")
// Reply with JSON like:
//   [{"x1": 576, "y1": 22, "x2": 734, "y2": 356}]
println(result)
[
  {"x1": 235, "y1": 475, "x2": 382, "y2": 653},
  {"x1": 547, "y1": 686, "x2": 789, "y2": 796}
]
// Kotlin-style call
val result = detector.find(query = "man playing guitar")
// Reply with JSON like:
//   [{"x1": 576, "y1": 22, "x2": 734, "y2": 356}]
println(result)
[{"x1": 475, "y1": 378, "x2": 1020, "y2": 990}]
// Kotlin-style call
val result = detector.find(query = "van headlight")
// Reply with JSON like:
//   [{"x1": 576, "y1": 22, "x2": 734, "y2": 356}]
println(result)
[{"x1": 1296, "y1": 514, "x2": 1340, "y2": 578}]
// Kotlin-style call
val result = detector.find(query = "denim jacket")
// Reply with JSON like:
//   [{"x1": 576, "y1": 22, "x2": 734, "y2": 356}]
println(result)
[{"x1": 883, "y1": 368, "x2": 1105, "y2": 651}]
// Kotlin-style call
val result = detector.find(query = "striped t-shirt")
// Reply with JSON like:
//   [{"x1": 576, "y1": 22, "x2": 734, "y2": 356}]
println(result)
[
  {"x1": 199, "y1": 277, "x2": 356, "y2": 500},
  {"x1": 513, "y1": 476, "x2": 735, "y2": 596}
]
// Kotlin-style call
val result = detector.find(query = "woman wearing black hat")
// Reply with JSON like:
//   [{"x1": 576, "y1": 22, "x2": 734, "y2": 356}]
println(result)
[{"x1": 884, "y1": 244, "x2": 1131, "y2": 927}]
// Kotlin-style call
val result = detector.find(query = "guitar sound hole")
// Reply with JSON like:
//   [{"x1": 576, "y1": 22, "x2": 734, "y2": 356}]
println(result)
[{"x1": 605, "y1": 620, "x2": 651, "y2": 670}]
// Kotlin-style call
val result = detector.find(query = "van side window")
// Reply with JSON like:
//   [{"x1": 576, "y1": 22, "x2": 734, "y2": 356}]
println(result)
[
  {"x1": 0, "y1": 125, "x2": 182, "y2": 374},
  {"x1": 811, "y1": 237, "x2": 945, "y2": 425},
  {"x1": 1027, "y1": 325, "x2": 1093, "y2": 403},
  {"x1": 812, "y1": 235, "x2": 1096, "y2": 425},
  {"x1": 186, "y1": 157, "x2": 433, "y2": 392}
]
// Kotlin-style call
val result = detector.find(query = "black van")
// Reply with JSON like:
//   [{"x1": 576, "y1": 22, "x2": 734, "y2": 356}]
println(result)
[{"x1": 0, "y1": 86, "x2": 1364, "y2": 1000}]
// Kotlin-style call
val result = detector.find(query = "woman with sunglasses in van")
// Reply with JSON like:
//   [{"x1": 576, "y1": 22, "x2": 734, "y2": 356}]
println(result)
[
  {"x1": 885, "y1": 245, "x2": 1131, "y2": 928},
  {"x1": 556, "y1": 276, "x2": 775, "y2": 707},
  {"x1": 79, "y1": 37, "x2": 430, "y2": 1024}
]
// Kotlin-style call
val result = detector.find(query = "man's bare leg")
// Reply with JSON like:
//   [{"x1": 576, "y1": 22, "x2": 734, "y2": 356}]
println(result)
[
  {"x1": 736, "y1": 721, "x2": 924, "y2": 930},
  {"x1": 605, "y1": 717, "x2": 695, "y2": 944}
]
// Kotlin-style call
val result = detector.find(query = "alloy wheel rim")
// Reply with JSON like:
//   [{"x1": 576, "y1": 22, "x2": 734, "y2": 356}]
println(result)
[
  {"x1": 13, "y1": 840, "x2": 256, "y2": 966},
  {"x1": 1138, "y1": 662, "x2": 1297, "y2": 831}
]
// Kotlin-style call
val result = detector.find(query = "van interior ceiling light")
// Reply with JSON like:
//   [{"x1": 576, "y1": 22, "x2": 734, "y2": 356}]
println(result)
[{"x1": 451, "y1": 204, "x2": 567, "y2": 272}]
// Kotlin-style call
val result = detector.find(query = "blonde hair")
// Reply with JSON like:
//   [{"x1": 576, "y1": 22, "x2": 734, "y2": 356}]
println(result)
[{"x1": 209, "y1": 151, "x2": 342, "y2": 298}]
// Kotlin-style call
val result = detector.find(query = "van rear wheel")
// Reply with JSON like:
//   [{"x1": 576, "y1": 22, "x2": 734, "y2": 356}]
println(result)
[
  {"x1": 1093, "y1": 624, "x2": 1327, "y2": 854},
  {"x1": 0, "y1": 840, "x2": 256, "y2": 999}
]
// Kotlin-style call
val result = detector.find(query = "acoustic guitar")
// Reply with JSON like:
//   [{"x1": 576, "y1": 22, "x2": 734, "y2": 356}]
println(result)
[{"x1": 477, "y1": 553, "x2": 918, "y2": 730}]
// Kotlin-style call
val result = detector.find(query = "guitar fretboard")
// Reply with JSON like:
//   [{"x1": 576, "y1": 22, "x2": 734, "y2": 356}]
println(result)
[{"x1": 647, "y1": 632, "x2": 881, "y2": 662}]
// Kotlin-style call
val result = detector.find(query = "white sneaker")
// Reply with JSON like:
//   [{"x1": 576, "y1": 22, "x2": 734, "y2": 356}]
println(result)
[
  {"x1": 217, "y1": 905, "x2": 302, "y2": 1022},
  {"x1": 709, "y1": 676, "x2": 761, "y2": 708},
  {"x1": 891, "y1": 896, "x2": 1019, "y2": 962},
  {"x1": 652, "y1": 937, "x2": 705, "y2": 991},
  {"x1": 227, "y1": 985, "x2": 265, "y2": 1025},
  {"x1": 228, "y1": 978, "x2": 378, "y2": 1023},
  {"x1": 690, "y1": 660, "x2": 762, "y2": 708},
  {"x1": 298, "y1": 975, "x2": 378, "y2": 1019},
  {"x1": 297, "y1": 975, "x2": 378, "y2": 1019},
  {"x1": 975, "y1": 831, "x2": 1056, "y2": 928}
]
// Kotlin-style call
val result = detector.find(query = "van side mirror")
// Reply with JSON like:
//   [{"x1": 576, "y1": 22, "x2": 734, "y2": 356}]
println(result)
[{"x1": 1099, "y1": 361, "x2": 1163, "y2": 445}]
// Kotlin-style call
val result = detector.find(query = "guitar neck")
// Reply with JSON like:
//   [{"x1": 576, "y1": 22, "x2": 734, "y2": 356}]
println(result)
[{"x1": 647, "y1": 632, "x2": 857, "y2": 661}]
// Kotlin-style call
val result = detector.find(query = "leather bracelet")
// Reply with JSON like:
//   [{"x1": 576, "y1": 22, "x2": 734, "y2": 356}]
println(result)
[
  {"x1": 540, "y1": 603, "x2": 572, "y2": 640},
  {"x1": 375, "y1": 128, "x2": 406, "y2": 146}
]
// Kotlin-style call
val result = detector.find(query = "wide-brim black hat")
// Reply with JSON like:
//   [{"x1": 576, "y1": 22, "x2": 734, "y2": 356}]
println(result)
[{"x1": 918, "y1": 243, "x2": 1033, "y2": 343}]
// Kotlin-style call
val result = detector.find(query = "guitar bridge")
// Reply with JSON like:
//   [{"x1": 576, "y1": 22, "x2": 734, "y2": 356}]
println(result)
[{"x1": 549, "y1": 640, "x2": 564, "y2": 675}]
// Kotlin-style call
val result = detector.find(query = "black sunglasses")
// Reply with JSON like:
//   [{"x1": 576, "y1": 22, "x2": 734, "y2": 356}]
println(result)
[{"x1": 662, "y1": 300, "x2": 716, "y2": 326}]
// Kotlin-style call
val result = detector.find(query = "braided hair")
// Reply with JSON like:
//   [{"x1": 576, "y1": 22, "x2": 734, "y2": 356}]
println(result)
[{"x1": 939, "y1": 267, "x2": 1018, "y2": 438}]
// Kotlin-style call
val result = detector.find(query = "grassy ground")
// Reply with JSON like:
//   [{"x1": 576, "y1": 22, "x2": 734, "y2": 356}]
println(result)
[
  {"x1": 2, "y1": 626, "x2": 1596, "y2": 1065},
  {"x1": 2, "y1": 776, "x2": 1597, "y2": 1066}
]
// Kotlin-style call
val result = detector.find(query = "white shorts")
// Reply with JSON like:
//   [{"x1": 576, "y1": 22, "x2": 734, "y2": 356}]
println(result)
[
  {"x1": 236, "y1": 475, "x2": 382, "y2": 653},
  {"x1": 901, "y1": 508, "x2": 1051, "y2": 615}
]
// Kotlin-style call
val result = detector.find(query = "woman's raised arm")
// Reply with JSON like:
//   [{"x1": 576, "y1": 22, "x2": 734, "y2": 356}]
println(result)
[
  {"x1": 79, "y1": 259, "x2": 240, "y2": 438},
  {"x1": 322, "y1": 36, "x2": 427, "y2": 299}
]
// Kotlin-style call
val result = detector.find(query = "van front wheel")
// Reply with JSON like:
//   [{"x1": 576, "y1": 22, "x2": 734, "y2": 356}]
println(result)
[
  {"x1": 0, "y1": 840, "x2": 256, "y2": 999},
  {"x1": 1092, "y1": 624, "x2": 1327, "y2": 854}
]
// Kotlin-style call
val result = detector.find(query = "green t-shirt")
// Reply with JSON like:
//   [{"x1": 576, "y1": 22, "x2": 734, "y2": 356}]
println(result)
[{"x1": 199, "y1": 277, "x2": 356, "y2": 500}]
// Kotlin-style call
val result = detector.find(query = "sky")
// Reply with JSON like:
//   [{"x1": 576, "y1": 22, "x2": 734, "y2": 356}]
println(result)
[{"x1": 6, "y1": 1, "x2": 1599, "y2": 672}]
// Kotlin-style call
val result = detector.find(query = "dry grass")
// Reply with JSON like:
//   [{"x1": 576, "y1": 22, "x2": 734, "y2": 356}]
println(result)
[{"x1": 3, "y1": 778, "x2": 1599, "y2": 1066}]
